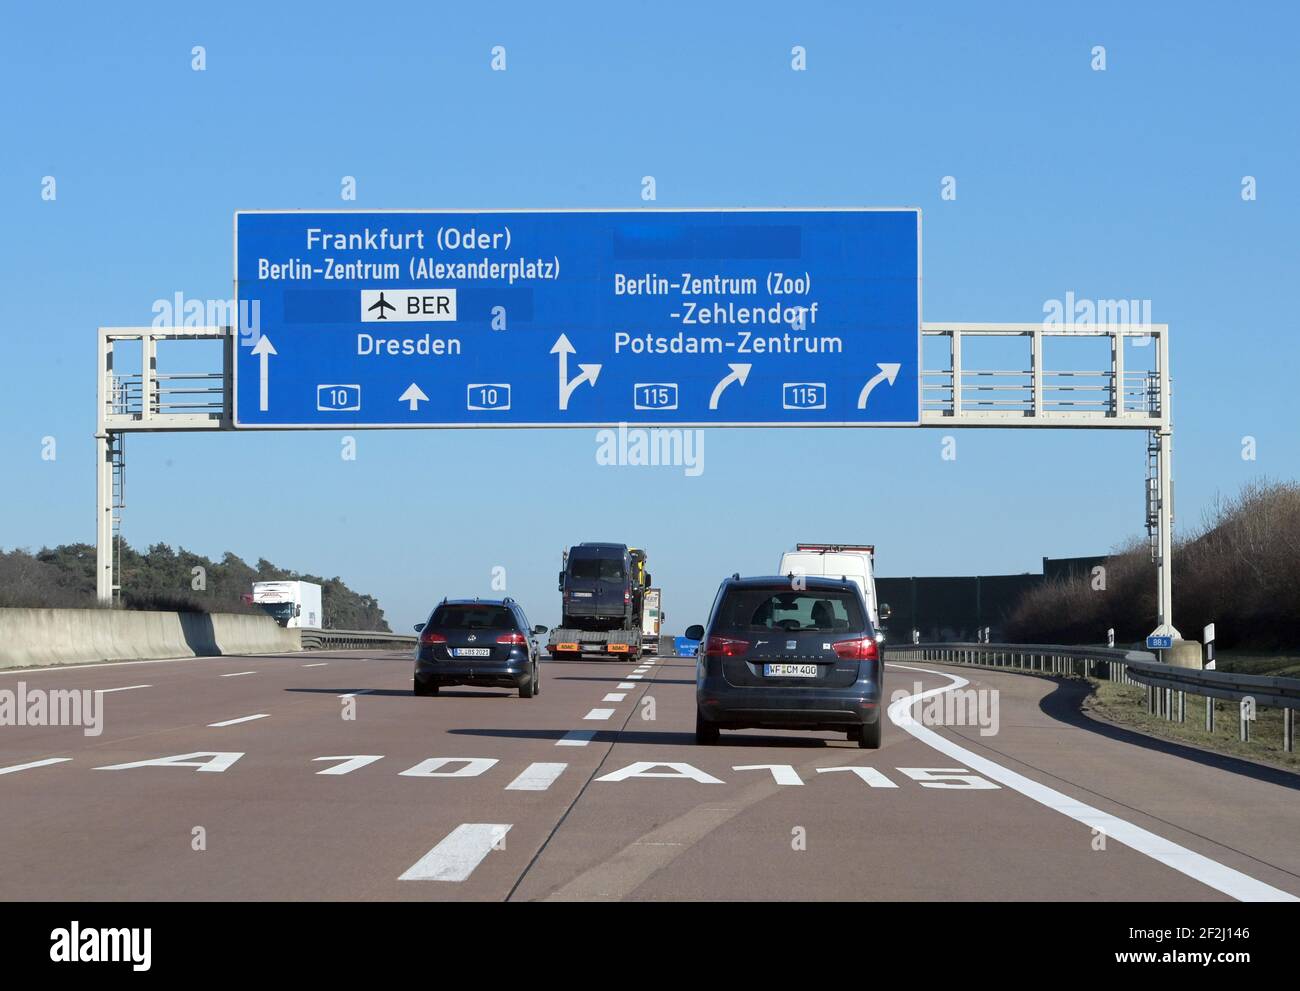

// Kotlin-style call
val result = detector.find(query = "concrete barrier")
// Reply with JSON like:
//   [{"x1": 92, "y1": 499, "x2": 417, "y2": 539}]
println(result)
[{"x1": 0, "y1": 608, "x2": 301, "y2": 670}]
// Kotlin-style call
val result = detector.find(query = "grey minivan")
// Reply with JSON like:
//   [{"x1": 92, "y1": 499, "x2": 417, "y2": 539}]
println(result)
[{"x1": 689, "y1": 575, "x2": 884, "y2": 748}]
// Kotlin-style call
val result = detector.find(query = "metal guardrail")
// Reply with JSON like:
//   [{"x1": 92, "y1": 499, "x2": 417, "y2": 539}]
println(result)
[
  {"x1": 891, "y1": 642, "x2": 1298, "y2": 752},
  {"x1": 890, "y1": 642, "x2": 1155, "y2": 680},
  {"x1": 299, "y1": 629, "x2": 418, "y2": 651}
]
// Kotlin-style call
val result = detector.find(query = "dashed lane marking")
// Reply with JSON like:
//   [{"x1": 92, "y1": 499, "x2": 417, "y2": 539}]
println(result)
[
  {"x1": 0, "y1": 758, "x2": 73, "y2": 775},
  {"x1": 584, "y1": 708, "x2": 615, "y2": 720},
  {"x1": 302, "y1": 663, "x2": 329, "y2": 668},
  {"x1": 556, "y1": 730, "x2": 595, "y2": 747},
  {"x1": 220, "y1": 671, "x2": 258, "y2": 678},
  {"x1": 602, "y1": 693, "x2": 627, "y2": 702},
  {"x1": 505, "y1": 762, "x2": 569, "y2": 791},
  {"x1": 617, "y1": 682, "x2": 635, "y2": 689},
  {"x1": 94, "y1": 685, "x2": 151, "y2": 694},
  {"x1": 207, "y1": 714, "x2": 270, "y2": 728},
  {"x1": 399, "y1": 823, "x2": 512, "y2": 882}
]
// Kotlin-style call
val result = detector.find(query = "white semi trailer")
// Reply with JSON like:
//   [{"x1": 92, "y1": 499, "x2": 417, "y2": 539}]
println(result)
[{"x1": 251, "y1": 580, "x2": 323, "y2": 629}]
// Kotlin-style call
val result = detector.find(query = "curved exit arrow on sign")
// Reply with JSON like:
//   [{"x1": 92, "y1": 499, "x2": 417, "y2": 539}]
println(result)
[
  {"x1": 552, "y1": 334, "x2": 602, "y2": 410},
  {"x1": 856, "y1": 362, "x2": 901, "y2": 410},
  {"x1": 708, "y1": 363, "x2": 751, "y2": 410}
]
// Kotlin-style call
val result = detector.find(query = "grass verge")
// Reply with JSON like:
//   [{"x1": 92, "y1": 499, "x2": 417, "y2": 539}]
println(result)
[{"x1": 1084, "y1": 677, "x2": 1299, "y2": 773}]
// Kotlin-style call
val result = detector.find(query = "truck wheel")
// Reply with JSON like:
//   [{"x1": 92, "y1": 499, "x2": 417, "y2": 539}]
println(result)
[{"x1": 695, "y1": 710, "x2": 720, "y2": 745}]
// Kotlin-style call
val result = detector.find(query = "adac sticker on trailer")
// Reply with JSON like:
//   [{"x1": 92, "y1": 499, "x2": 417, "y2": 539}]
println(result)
[
  {"x1": 607, "y1": 644, "x2": 631, "y2": 653},
  {"x1": 556, "y1": 642, "x2": 580, "y2": 651}
]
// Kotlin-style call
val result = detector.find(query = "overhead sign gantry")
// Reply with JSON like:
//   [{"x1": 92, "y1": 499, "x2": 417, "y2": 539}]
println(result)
[
  {"x1": 97, "y1": 206, "x2": 1178, "y2": 650},
  {"x1": 232, "y1": 209, "x2": 921, "y2": 428}
]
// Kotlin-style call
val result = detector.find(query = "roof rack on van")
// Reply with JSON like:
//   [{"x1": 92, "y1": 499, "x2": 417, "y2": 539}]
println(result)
[{"x1": 796, "y1": 543, "x2": 875, "y2": 556}]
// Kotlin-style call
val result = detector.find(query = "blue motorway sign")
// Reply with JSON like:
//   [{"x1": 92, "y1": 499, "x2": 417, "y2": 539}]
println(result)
[
  {"x1": 233, "y1": 209, "x2": 920, "y2": 428},
  {"x1": 1146, "y1": 634, "x2": 1174, "y2": 650}
]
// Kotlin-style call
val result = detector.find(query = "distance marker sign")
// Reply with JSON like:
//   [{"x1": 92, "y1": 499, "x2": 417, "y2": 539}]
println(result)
[{"x1": 233, "y1": 209, "x2": 920, "y2": 428}]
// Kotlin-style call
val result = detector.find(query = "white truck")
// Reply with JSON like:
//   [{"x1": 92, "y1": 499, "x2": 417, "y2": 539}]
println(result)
[
  {"x1": 778, "y1": 544, "x2": 888, "y2": 630},
  {"x1": 251, "y1": 580, "x2": 323, "y2": 629},
  {"x1": 641, "y1": 588, "x2": 663, "y2": 655}
]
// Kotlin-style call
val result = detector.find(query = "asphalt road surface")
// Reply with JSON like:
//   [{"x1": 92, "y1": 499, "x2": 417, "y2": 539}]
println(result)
[{"x1": 1, "y1": 648, "x2": 1296, "y2": 901}]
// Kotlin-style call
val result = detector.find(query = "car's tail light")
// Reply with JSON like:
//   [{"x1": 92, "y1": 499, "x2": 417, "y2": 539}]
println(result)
[
  {"x1": 624, "y1": 589, "x2": 631, "y2": 603},
  {"x1": 832, "y1": 637, "x2": 878, "y2": 660},
  {"x1": 496, "y1": 632, "x2": 527, "y2": 645},
  {"x1": 419, "y1": 630, "x2": 448, "y2": 645},
  {"x1": 703, "y1": 635, "x2": 750, "y2": 657}
]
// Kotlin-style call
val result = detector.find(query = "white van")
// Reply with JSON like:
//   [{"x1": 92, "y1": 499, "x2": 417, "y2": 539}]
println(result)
[{"x1": 777, "y1": 544, "x2": 888, "y2": 630}]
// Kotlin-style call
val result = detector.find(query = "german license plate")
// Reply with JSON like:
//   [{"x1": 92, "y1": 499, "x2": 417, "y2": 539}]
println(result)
[
  {"x1": 453, "y1": 648, "x2": 491, "y2": 658},
  {"x1": 764, "y1": 663, "x2": 818, "y2": 678},
  {"x1": 573, "y1": 591, "x2": 593, "y2": 597}
]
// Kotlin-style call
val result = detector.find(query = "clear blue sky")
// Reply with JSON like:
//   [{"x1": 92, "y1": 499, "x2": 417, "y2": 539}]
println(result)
[{"x1": 2, "y1": 2, "x2": 1295, "y2": 632}]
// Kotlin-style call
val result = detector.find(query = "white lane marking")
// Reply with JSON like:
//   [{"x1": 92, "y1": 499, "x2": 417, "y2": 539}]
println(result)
[
  {"x1": 95, "y1": 752, "x2": 243, "y2": 772},
  {"x1": 898, "y1": 767, "x2": 998, "y2": 789},
  {"x1": 94, "y1": 685, "x2": 151, "y2": 694},
  {"x1": 0, "y1": 757, "x2": 73, "y2": 775},
  {"x1": 302, "y1": 662, "x2": 329, "y2": 668},
  {"x1": 887, "y1": 662, "x2": 1299, "y2": 903},
  {"x1": 627, "y1": 675, "x2": 644, "y2": 680},
  {"x1": 602, "y1": 692, "x2": 627, "y2": 702},
  {"x1": 207, "y1": 714, "x2": 269, "y2": 728},
  {"x1": 313, "y1": 755, "x2": 384, "y2": 775},
  {"x1": 338, "y1": 689, "x2": 375, "y2": 698},
  {"x1": 815, "y1": 765, "x2": 898, "y2": 788},
  {"x1": 733, "y1": 763, "x2": 803, "y2": 785},
  {"x1": 399, "y1": 823, "x2": 512, "y2": 881},
  {"x1": 221, "y1": 671, "x2": 257, "y2": 678},
  {"x1": 556, "y1": 730, "x2": 595, "y2": 747},
  {"x1": 399, "y1": 757, "x2": 498, "y2": 778},
  {"x1": 584, "y1": 708, "x2": 615, "y2": 720},
  {"x1": 505, "y1": 762, "x2": 568, "y2": 791},
  {"x1": 618, "y1": 682, "x2": 635, "y2": 689},
  {"x1": 595, "y1": 761, "x2": 724, "y2": 784}
]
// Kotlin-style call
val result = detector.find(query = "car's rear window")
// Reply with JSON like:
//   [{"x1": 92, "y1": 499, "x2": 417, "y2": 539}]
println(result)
[
  {"x1": 713, "y1": 587, "x2": 865, "y2": 633},
  {"x1": 431, "y1": 605, "x2": 516, "y2": 630},
  {"x1": 569, "y1": 557, "x2": 625, "y2": 582}
]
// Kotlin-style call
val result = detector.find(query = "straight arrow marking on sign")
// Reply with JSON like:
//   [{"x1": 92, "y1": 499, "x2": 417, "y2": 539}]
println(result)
[
  {"x1": 708, "y1": 363, "x2": 751, "y2": 410},
  {"x1": 552, "y1": 334, "x2": 602, "y2": 410},
  {"x1": 399, "y1": 383, "x2": 429, "y2": 411},
  {"x1": 251, "y1": 335, "x2": 277, "y2": 411},
  {"x1": 856, "y1": 362, "x2": 901, "y2": 410}
]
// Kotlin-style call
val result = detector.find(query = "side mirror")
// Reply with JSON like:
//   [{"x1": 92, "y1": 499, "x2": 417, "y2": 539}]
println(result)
[
  {"x1": 557, "y1": 571, "x2": 564, "y2": 591},
  {"x1": 414, "y1": 622, "x2": 425, "y2": 632},
  {"x1": 685, "y1": 624, "x2": 705, "y2": 641},
  {"x1": 295, "y1": 604, "x2": 302, "y2": 617},
  {"x1": 879, "y1": 603, "x2": 892, "y2": 621},
  {"x1": 645, "y1": 573, "x2": 652, "y2": 587},
  {"x1": 532, "y1": 624, "x2": 548, "y2": 635}
]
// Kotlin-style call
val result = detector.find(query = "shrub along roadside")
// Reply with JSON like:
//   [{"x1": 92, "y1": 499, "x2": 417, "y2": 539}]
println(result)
[
  {"x1": 0, "y1": 542, "x2": 390, "y2": 632},
  {"x1": 1006, "y1": 479, "x2": 1300, "y2": 651}
]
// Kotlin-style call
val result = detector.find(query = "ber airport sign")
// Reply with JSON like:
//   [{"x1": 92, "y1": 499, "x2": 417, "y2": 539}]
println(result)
[{"x1": 232, "y1": 208, "x2": 921, "y2": 428}]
